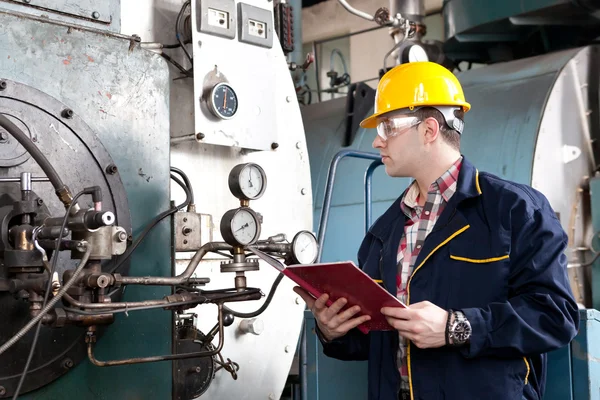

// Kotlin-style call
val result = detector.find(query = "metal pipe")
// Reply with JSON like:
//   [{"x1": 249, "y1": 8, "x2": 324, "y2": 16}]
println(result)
[
  {"x1": 389, "y1": 0, "x2": 424, "y2": 23},
  {"x1": 312, "y1": 41, "x2": 321, "y2": 103},
  {"x1": 364, "y1": 160, "x2": 383, "y2": 234},
  {"x1": 63, "y1": 292, "x2": 172, "y2": 309},
  {"x1": 87, "y1": 303, "x2": 225, "y2": 366},
  {"x1": 0, "y1": 9, "x2": 141, "y2": 43},
  {"x1": 314, "y1": 24, "x2": 388, "y2": 46},
  {"x1": 0, "y1": 176, "x2": 50, "y2": 183},
  {"x1": 116, "y1": 242, "x2": 289, "y2": 287},
  {"x1": 316, "y1": 150, "x2": 382, "y2": 262},
  {"x1": 337, "y1": 0, "x2": 374, "y2": 21}
]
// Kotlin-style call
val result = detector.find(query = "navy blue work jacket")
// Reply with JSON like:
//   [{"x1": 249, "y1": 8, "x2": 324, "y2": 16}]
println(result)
[{"x1": 319, "y1": 156, "x2": 579, "y2": 400}]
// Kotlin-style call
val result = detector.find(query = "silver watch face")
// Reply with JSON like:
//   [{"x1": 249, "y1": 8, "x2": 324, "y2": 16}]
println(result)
[{"x1": 453, "y1": 321, "x2": 471, "y2": 343}]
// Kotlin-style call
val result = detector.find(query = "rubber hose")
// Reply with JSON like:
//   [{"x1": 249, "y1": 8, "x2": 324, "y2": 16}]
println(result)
[{"x1": 0, "y1": 113, "x2": 65, "y2": 192}]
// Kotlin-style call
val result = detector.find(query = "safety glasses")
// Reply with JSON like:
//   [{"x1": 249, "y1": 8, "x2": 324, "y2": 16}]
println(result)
[{"x1": 376, "y1": 115, "x2": 421, "y2": 141}]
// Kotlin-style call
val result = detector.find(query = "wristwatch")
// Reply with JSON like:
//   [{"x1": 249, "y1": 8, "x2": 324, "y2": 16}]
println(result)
[{"x1": 448, "y1": 310, "x2": 471, "y2": 346}]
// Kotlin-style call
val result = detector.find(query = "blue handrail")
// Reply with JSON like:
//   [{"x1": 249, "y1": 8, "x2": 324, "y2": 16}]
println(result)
[{"x1": 316, "y1": 150, "x2": 383, "y2": 262}]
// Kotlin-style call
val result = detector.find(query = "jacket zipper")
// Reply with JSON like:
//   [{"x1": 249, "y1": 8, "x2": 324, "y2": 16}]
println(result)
[{"x1": 405, "y1": 224, "x2": 471, "y2": 400}]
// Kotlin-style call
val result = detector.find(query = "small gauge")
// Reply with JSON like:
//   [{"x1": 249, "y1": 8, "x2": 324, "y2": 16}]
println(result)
[
  {"x1": 209, "y1": 82, "x2": 238, "y2": 120},
  {"x1": 291, "y1": 231, "x2": 319, "y2": 264},
  {"x1": 228, "y1": 163, "x2": 267, "y2": 201},
  {"x1": 220, "y1": 207, "x2": 261, "y2": 246},
  {"x1": 403, "y1": 44, "x2": 429, "y2": 63}
]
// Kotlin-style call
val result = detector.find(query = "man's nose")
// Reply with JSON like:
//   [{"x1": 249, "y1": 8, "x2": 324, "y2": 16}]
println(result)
[{"x1": 372, "y1": 135, "x2": 385, "y2": 149}]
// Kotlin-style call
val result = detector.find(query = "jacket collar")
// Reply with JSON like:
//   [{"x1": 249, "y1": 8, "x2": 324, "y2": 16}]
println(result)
[{"x1": 367, "y1": 155, "x2": 481, "y2": 240}]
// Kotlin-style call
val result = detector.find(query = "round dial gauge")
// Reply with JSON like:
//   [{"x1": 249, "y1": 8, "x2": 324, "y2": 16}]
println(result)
[
  {"x1": 405, "y1": 44, "x2": 429, "y2": 63},
  {"x1": 228, "y1": 163, "x2": 267, "y2": 201},
  {"x1": 220, "y1": 208, "x2": 261, "y2": 246},
  {"x1": 291, "y1": 231, "x2": 319, "y2": 264},
  {"x1": 209, "y1": 82, "x2": 238, "y2": 119}
]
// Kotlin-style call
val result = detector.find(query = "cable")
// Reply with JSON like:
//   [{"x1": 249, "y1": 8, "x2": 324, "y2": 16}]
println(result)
[
  {"x1": 170, "y1": 166, "x2": 194, "y2": 205},
  {"x1": 160, "y1": 53, "x2": 192, "y2": 77},
  {"x1": 11, "y1": 189, "x2": 90, "y2": 399},
  {"x1": 223, "y1": 273, "x2": 285, "y2": 318},
  {"x1": 0, "y1": 114, "x2": 66, "y2": 195},
  {"x1": 108, "y1": 174, "x2": 191, "y2": 274},
  {"x1": 176, "y1": 1, "x2": 193, "y2": 64}
]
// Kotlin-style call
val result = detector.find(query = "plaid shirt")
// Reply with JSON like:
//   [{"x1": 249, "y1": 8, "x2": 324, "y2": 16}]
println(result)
[{"x1": 397, "y1": 157, "x2": 462, "y2": 391}]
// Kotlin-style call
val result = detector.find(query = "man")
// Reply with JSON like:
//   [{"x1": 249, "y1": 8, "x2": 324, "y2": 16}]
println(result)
[{"x1": 294, "y1": 61, "x2": 579, "y2": 400}]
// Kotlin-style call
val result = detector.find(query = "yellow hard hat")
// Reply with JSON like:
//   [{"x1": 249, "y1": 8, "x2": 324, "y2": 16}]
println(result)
[{"x1": 360, "y1": 61, "x2": 471, "y2": 129}]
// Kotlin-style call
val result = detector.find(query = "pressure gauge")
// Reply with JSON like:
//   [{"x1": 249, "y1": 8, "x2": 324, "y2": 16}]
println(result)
[
  {"x1": 209, "y1": 82, "x2": 238, "y2": 119},
  {"x1": 220, "y1": 207, "x2": 261, "y2": 246},
  {"x1": 290, "y1": 231, "x2": 319, "y2": 264},
  {"x1": 228, "y1": 163, "x2": 267, "y2": 201},
  {"x1": 403, "y1": 44, "x2": 429, "y2": 63}
]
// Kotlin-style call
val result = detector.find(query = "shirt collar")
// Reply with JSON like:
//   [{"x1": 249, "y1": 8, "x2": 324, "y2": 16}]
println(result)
[{"x1": 401, "y1": 156, "x2": 463, "y2": 212}]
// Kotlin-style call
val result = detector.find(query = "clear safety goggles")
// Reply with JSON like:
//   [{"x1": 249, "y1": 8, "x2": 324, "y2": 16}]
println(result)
[{"x1": 376, "y1": 115, "x2": 421, "y2": 141}]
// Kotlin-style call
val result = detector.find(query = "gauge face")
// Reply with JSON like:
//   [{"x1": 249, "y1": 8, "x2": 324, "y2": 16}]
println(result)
[
  {"x1": 407, "y1": 45, "x2": 429, "y2": 62},
  {"x1": 292, "y1": 231, "x2": 318, "y2": 264},
  {"x1": 210, "y1": 82, "x2": 238, "y2": 119},
  {"x1": 220, "y1": 208, "x2": 261, "y2": 246},
  {"x1": 228, "y1": 163, "x2": 267, "y2": 200}
]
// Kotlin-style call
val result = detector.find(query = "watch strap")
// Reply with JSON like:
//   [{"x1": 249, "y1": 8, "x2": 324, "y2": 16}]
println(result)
[{"x1": 445, "y1": 309, "x2": 453, "y2": 346}]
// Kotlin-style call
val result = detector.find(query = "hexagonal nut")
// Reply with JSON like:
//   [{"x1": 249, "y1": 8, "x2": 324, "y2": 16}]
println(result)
[
  {"x1": 112, "y1": 273, "x2": 122, "y2": 288},
  {"x1": 54, "y1": 308, "x2": 67, "y2": 328}
]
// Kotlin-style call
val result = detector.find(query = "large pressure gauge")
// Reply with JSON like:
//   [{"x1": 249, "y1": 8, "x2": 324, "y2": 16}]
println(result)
[
  {"x1": 209, "y1": 82, "x2": 238, "y2": 119},
  {"x1": 220, "y1": 207, "x2": 261, "y2": 246},
  {"x1": 291, "y1": 231, "x2": 319, "y2": 264},
  {"x1": 228, "y1": 163, "x2": 267, "y2": 201}
]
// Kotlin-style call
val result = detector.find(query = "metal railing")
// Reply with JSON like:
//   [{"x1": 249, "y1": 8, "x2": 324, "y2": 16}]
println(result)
[{"x1": 316, "y1": 150, "x2": 383, "y2": 262}]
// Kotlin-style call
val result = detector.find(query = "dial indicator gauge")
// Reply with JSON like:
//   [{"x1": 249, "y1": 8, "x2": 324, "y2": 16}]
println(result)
[
  {"x1": 228, "y1": 163, "x2": 267, "y2": 201},
  {"x1": 209, "y1": 82, "x2": 238, "y2": 119},
  {"x1": 220, "y1": 207, "x2": 261, "y2": 246},
  {"x1": 291, "y1": 231, "x2": 318, "y2": 264}
]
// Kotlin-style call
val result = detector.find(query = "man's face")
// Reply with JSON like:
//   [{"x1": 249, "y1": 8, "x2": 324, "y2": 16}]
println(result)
[{"x1": 372, "y1": 113, "x2": 424, "y2": 177}]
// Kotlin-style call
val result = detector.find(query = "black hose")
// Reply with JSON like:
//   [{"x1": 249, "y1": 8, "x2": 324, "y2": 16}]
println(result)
[
  {"x1": 108, "y1": 174, "x2": 191, "y2": 274},
  {"x1": 170, "y1": 167, "x2": 194, "y2": 204},
  {"x1": 176, "y1": 1, "x2": 193, "y2": 64},
  {"x1": 0, "y1": 114, "x2": 65, "y2": 193},
  {"x1": 223, "y1": 273, "x2": 285, "y2": 318}
]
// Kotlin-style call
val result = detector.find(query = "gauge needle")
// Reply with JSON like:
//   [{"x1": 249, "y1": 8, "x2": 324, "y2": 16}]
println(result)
[
  {"x1": 248, "y1": 169, "x2": 253, "y2": 187},
  {"x1": 235, "y1": 223, "x2": 249, "y2": 232},
  {"x1": 223, "y1": 87, "x2": 227, "y2": 109}
]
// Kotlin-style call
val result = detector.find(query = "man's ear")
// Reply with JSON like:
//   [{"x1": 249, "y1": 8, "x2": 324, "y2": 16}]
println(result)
[{"x1": 422, "y1": 117, "x2": 440, "y2": 145}]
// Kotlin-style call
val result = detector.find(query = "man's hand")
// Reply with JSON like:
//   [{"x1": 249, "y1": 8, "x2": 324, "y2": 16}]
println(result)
[
  {"x1": 381, "y1": 301, "x2": 448, "y2": 349},
  {"x1": 293, "y1": 286, "x2": 371, "y2": 341}
]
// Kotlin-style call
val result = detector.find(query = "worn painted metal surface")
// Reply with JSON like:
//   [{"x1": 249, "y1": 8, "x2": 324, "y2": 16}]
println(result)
[
  {"x1": 0, "y1": 0, "x2": 120, "y2": 32},
  {"x1": 0, "y1": 10, "x2": 171, "y2": 399},
  {"x1": 121, "y1": 1, "x2": 315, "y2": 398}
]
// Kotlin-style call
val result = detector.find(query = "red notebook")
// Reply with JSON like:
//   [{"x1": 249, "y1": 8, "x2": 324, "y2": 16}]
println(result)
[{"x1": 247, "y1": 246, "x2": 406, "y2": 334}]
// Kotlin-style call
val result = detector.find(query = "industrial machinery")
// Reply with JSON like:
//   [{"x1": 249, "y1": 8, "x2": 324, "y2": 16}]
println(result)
[
  {"x1": 0, "y1": 0, "x2": 314, "y2": 399},
  {"x1": 300, "y1": 0, "x2": 600, "y2": 399}
]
